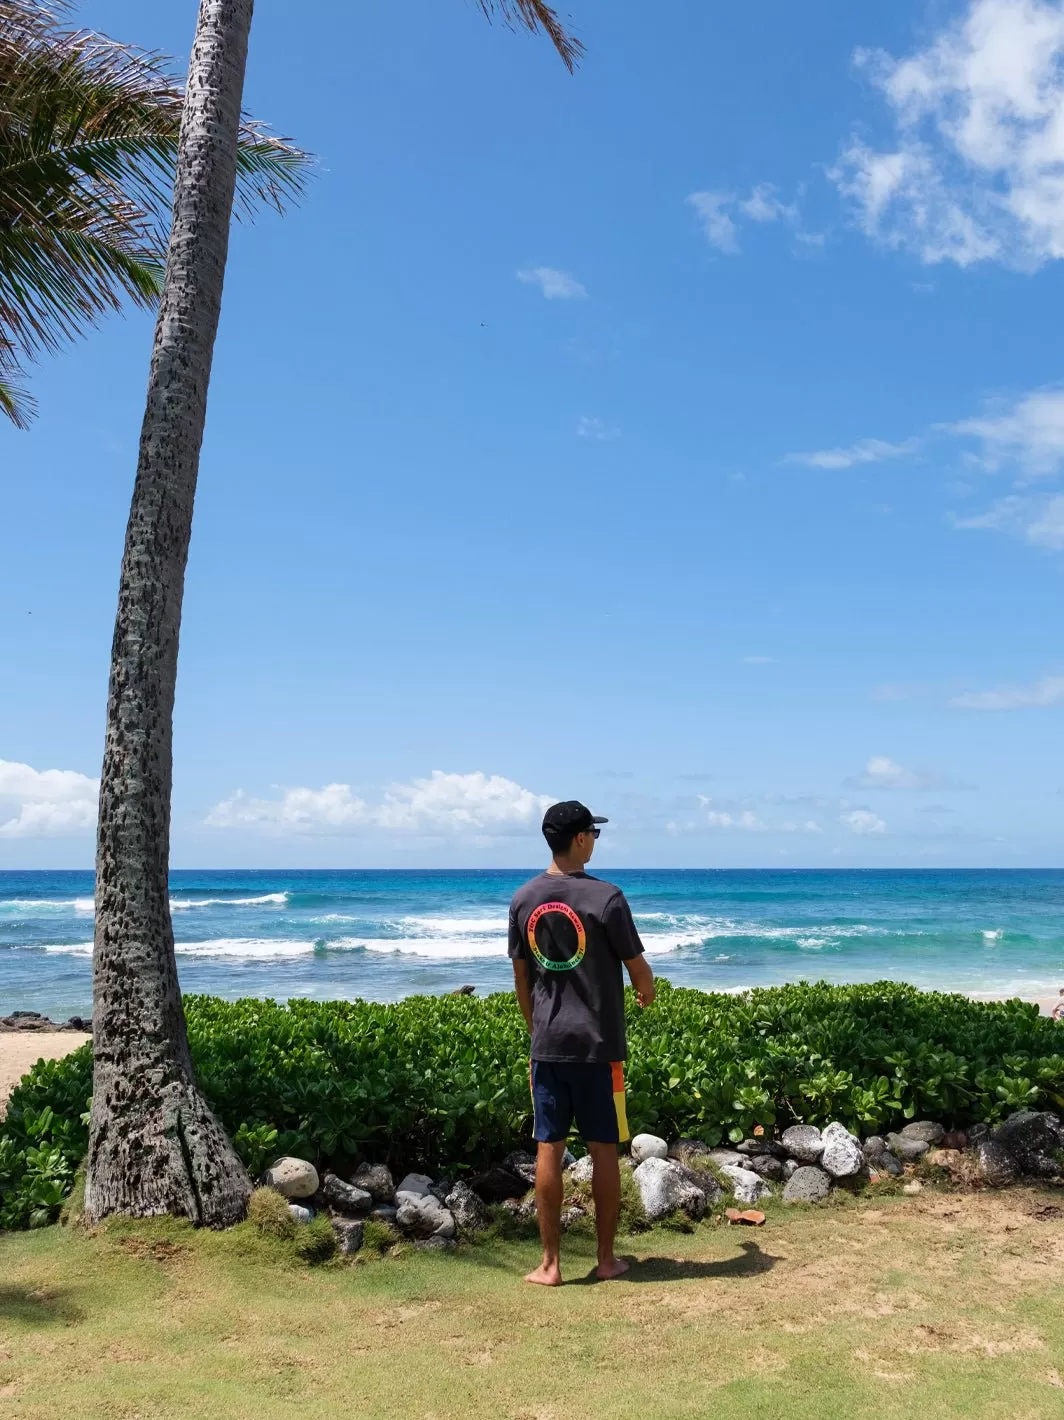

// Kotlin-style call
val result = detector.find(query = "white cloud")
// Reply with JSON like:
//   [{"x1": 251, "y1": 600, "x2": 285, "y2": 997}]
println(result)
[
  {"x1": 706, "y1": 808, "x2": 768, "y2": 831},
  {"x1": 687, "y1": 191, "x2": 740, "y2": 252},
  {"x1": 576, "y1": 416, "x2": 618, "y2": 441},
  {"x1": 949, "y1": 675, "x2": 1064, "y2": 709},
  {"x1": 832, "y1": 0, "x2": 1064, "y2": 269},
  {"x1": 739, "y1": 183, "x2": 799, "y2": 224},
  {"x1": 955, "y1": 493, "x2": 1064, "y2": 549},
  {"x1": 207, "y1": 770, "x2": 554, "y2": 837},
  {"x1": 840, "y1": 809, "x2": 887, "y2": 835},
  {"x1": 516, "y1": 266, "x2": 586, "y2": 299},
  {"x1": 0, "y1": 759, "x2": 99, "y2": 838},
  {"x1": 845, "y1": 756, "x2": 970, "y2": 791},
  {"x1": 947, "y1": 385, "x2": 1064, "y2": 476},
  {"x1": 784, "y1": 437, "x2": 918, "y2": 470}
]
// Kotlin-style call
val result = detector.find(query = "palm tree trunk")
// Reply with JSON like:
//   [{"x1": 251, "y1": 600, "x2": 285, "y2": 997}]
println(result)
[{"x1": 85, "y1": 0, "x2": 255, "y2": 1227}]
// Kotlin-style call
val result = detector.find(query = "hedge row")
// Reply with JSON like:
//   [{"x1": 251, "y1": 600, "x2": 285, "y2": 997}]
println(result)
[{"x1": 3, "y1": 979, "x2": 1063, "y2": 1228}]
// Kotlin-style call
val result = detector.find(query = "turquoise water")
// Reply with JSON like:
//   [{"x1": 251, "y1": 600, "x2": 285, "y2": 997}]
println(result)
[{"x1": 2, "y1": 869, "x2": 1063, "y2": 1019}]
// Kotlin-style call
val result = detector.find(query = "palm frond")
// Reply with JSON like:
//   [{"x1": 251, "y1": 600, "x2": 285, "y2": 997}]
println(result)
[
  {"x1": 475, "y1": 0, "x2": 583, "y2": 71},
  {"x1": 0, "y1": 0, "x2": 310, "y2": 426}
]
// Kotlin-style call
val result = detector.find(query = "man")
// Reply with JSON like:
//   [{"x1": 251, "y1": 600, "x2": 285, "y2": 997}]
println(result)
[{"x1": 509, "y1": 800, "x2": 655, "y2": 1286}]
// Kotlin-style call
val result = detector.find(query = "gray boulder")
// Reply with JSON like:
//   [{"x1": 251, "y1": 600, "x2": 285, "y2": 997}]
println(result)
[
  {"x1": 886, "y1": 1131, "x2": 929, "y2": 1163},
  {"x1": 465, "y1": 1165, "x2": 529, "y2": 1202},
  {"x1": 719, "y1": 1164, "x2": 772, "y2": 1206},
  {"x1": 899, "y1": 1121, "x2": 946, "y2": 1146},
  {"x1": 782, "y1": 1159, "x2": 800, "y2": 1181},
  {"x1": 707, "y1": 1148, "x2": 746, "y2": 1170},
  {"x1": 444, "y1": 1182, "x2": 490, "y2": 1235},
  {"x1": 569, "y1": 1154, "x2": 595, "y2": 1184},
  {"x1": 669, "y1": 1138, "x2": 710, "y2": 1163},
  {"x1": 782, "y1": 1165, "x2": 832, "y2": 1204},
  {"x1": 781, "y1": 1125, "x2": 824, "y2": 1163},
  {"x1": 631, "y1": 1133, "x2": 670, "y2": 1164},
  {"x1": 743, "y1": 1153, "x2": 784, "y2": 1181},
  {"x1": 330, "y1": 1217, "x2": 364, "y2": 1255},
  {"x1": 501, "y1": 1150, "x2": 538, "y2": 1186},
  {"x1": 395, "y1": 1172, "x2": 434, "y2": 1199},
  {"x1": 968, "y1": 1122, "x2": 991, "y2": 1145},
  {"x1": 977, "y1": 1139, "x2": 1019, "y2": 1188},
  {"x1": 672, "y1": 1163, "x2": 724, "y2": 1206},
  {"x1": 632, "y1": 1157, "x2": 709, "y2": 1222},
  {"x1": 736, "y1": 1138, "x2": 788, "y2": 1160},
  {"x1": 560, "y1": 1205, "x2": 587, "y2": 1230},
  {"x1": 863, "y1": 1137, "x2": 904, "y2": 1177},
  {"x1": 321, "y1": 1173, "x2": 373, "y2": 1215},
  {"x1": 820, "y1": 1122, "x2": 863, "y2": 1178},
  {"x1": 264, "y1": 1156, "x2": 319, "y2": 1199},
  {"x1": 287, "y1": 1203, "x2": 313, "y2": 1224},
  {"x1": 395, "y1": 1193, "x2": 456, "y2": 1240},
  {"x1": 415, "y1": 1235, "x2": 457, "y2": 1251},
  {"x1": 372, "y1": 1204, "x2": 398, "y2": 1223},
  {"x1": 991, "y1": 1111, "x2": 1064, "y2": 1179},
  {"x1": 350, "y1": 1163, "x2": 395, "y2": 1204}
]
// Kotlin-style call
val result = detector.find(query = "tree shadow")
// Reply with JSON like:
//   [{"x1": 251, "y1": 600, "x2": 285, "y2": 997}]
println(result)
[
  {"x1": 0, "y1": 1285, "x2": 84, "y2": 1326},
  {"x1": 570, "y1": 1239, "x2": 781, "y2": 1285}
]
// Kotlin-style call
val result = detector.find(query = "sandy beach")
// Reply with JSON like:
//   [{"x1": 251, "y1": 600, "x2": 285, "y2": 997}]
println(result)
[{"x1": 0, "y1": 1032, "x2": 90, "y2": 1118}]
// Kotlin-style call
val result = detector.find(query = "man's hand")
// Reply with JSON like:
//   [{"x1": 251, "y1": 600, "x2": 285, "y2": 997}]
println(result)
[{"x1": 626, "y1": 954, "x2": 656, "y2": 1009}]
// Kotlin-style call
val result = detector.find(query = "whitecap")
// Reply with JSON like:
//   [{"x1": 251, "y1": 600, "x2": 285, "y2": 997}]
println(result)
[
  {"x1": 982, "y1": 929, "x2": 1003, "y2": 944},
  {"x1": 351, "y1": 936, "x2": 505, "y2": 960},
  {"x1": 169, "y1": 892, "x2": 288, "y2": 909}
]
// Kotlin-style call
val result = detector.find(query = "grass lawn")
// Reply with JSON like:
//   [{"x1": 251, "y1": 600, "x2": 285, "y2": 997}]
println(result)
[{"x1": 3, "y1": 1186, "x2": 1064, "y2": 1419}]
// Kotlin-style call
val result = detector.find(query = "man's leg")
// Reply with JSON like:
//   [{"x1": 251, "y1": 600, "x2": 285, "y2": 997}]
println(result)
[
  {"x1": 588, "y1": 1141, "x2": 629, "y2": 1280},
  {"x1": 525, "y1": 1139, "x2": 566, "y2": 1287}
]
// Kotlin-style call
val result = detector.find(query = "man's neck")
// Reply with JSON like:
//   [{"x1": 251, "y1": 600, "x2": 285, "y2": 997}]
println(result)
[{"x1": 547, "y1": 853, "x2": 586, "y2": 876}]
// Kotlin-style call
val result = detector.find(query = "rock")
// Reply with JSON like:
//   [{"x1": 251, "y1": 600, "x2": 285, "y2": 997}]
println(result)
[
  {"x1": 820, "y1": 1122, "x2": 863, "y2": 1178},
  {"x1": 632, "y1": 1157, "x2": 709, "y2": 1221},
  {"x1": 321, "y1": 1174, "x2": 373, "y2": 1215},
  {"x1": 562, "y1": 1148, "x2": 577, "y2": 1170},
  {"x1": 444, "y1": 1182, "x2": 490, "y2": 1235},
  {"x1": 902, "y1": 1181, "x2": 922, "y2": 1196},
  {"x1": 514, "y1": 1195, "x2": 538, "y2": 1222},
  {"x1": 886, "y1": 1131, "x2": 930, "y2": 1163},
  {"x1": 330, "y1": 1217, "x2": 364, "y2": 1255},
  {"x1": 707, "y1": 1149, "x2": 747, "y2": 1170},
  {"x1": 67, "y1": 1015, "x2": 91, "y2": 1032},
  {"x1": 669, "y1": 1138, "x2": 710, "y2": 1163},
  {"x1": 264, "y1": 1157, "x2": 319, "y2": 1200},
  {"x1": 782, "y1": 1165, "x2": 831, "y2": 1204},
  {"x1": 287, "y1": 1204, "x2": 313, "y2": 1224},
  {"x1": 395, "y1": 1194, "x2": 456, "y2": 1240},
  {"x1": 737, "y1": 1138, "x2": 788, "y2": 1160},
  {"x1": 941, "y1": 1130, "x2": 969, "y2": 1151},
  {"x1": 719, "y1": 1164, "x2": 772, "y2": 1206},
  {"x1": 350, "y1": 1163, "x2": 395, "y2": 1204},
  {"x1": 569, "y1": 1154, "x2": 595, "y2": 1184},
  {"x1": 781, "y1": 1125, "x2": 824, "y2": 1163},
  {"x1": 501, "y1": 1151, "x2": 538, "y2": 1186},
  {"x1": 991, "y1": 1111, "x2": 1064, "y2": 1179},
  {"x1": 782, "y1": 1159, "x2": 800, "y2": 1181},
  {"x1": 671, "y1": 1163, "x2": 724, "y2": 1207},
  {"x1": 466, "y1": 1165, "x2": 529, "y2": 1203},
  {"x1": 899, "y1": 1121, "x2": 946, "y2": 1146},
  {"x1": 925, "y1": 1148, "x2": 964, "y2": 1173},
  {"x1": 372, "y1": 1204, "x2": 398, "y2": 1223},
  {"x1": 450, "y1": 984, "x2": 476, "y2": 995},
  {"x1": 631, "y1": 1133, "x2": 669, "y2": 1164},
  {"x1": 560, "y1": 1205, "x2": 587, "y2": 1229},
  {"x1": 742, "y1": 1154, "x2": 784, "y2": 1182},
  {"x1": 395, "y1": 1172, "x2": 434, "y2": 1199},
  {"x1": 977, "y1": 1139, "x2": 1018, "y2": 1188},
  {"x1": 967, "y1": 1122, "x2": 991, "y2": 1145},
  {"x1": 416, "y1": 1235, "x2": 458, "y2": 1251}
]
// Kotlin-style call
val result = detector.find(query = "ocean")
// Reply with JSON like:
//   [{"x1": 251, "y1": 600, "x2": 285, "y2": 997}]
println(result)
[{"x1": 2, "y1": 868, "x2": 1064, "y2": 1020}]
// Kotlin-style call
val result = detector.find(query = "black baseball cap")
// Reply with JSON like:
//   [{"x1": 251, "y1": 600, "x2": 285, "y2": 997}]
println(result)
[{"x1": 541, "y1": 800, "x2": 608, "y2": 843}]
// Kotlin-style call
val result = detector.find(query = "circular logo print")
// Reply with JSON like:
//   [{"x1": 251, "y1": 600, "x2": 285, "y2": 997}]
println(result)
[{"x1": 526, "y1": 901, "x2": 586, "y2": 972}]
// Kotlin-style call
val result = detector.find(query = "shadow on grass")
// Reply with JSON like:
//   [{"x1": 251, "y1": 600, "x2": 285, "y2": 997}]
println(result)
[
  {"x1": 0, "y1": 1285, "x2": 84, "y2": 1326},
  {"x1": 568, "y1": 1239, "x2": 780, "y2": 1286}
]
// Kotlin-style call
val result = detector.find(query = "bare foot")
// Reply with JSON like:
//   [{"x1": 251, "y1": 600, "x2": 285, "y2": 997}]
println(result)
[
  {"x1": 524, "y1": 1262, "x2": 563, "y2": 1286},
  {"x1": 595, "y1": 1256, "x2": 630, "y2": 1281}
]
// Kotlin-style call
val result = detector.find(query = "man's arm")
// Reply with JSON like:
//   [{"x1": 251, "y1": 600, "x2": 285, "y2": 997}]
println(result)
[
  {"x1": 625, "y1": 952, "x2": 656, "y2": 1009},
  {"x1": 512, "y1": 957, "x2": 534, "y2": 1033}
]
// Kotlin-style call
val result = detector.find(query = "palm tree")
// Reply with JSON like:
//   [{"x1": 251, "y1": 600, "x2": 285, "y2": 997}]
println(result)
[
  {"x1": 0, "y1": 0, "x2": 306, "y2": 427},
  {"x1": 85, "y1": 0, "x2": 581, "y2": 1224}
]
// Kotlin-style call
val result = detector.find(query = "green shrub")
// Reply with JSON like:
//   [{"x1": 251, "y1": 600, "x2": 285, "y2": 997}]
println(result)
[
  {"x1": 293, "y1": 1215, "x2": 337, "y2": 1264},
  {"x1": 3, "y1": 980, "x2": 1063, "y2": 1231}
]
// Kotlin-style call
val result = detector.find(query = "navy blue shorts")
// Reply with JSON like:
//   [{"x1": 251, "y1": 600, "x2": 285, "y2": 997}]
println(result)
[{"x1": 530, "y1": 1060, "x2": 630, "y2": 1145}]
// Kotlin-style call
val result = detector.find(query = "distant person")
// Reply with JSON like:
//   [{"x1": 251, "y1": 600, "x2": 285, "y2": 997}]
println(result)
[{"x1": 509, "y1": 800, "x2": 656, "y2": 1286}]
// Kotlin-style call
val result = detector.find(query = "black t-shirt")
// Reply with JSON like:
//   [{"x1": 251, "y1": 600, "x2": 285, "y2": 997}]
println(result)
[{"x1": 508, "y1": 870, "x2": 645, "y2": 1064}]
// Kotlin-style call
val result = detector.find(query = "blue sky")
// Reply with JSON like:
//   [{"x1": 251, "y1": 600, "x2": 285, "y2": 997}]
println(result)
[{"x1": 2, "y1": 0, "x2": 1064, "y2": 869}]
